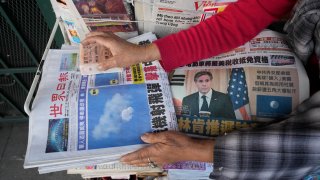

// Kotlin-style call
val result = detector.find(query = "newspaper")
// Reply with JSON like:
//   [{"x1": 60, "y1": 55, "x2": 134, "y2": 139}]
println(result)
[
  {"x1": 134, "y1": 0, "x2": 236, "y2": 37},
  {"x1": 50, "y1": 0, "x2": 86, "y2": 44},
  {"x1": 133, "y1": 0, "x2": 154, "y2": 34},
  {"x1": 66, "y1": 162, "x2": 166, "y2": 179},
  {"x1": 66, "y1": 162, "x2": 163, "y2": 177},
  {"x1": 170, "y1": 30, "x2": 309, "y2": 137},
  {"x1": 24, "y1": 33, "x2": 177, "y2": 170},
  {"x1": 64, "y1": 0, "x2": 138, "y2": 39},
  {"x1": 167, "y1": 163, "x2": 213, "y2": 180},
  {"x1": 38, "y1": 157, "x2": 161, "y2": 173}
]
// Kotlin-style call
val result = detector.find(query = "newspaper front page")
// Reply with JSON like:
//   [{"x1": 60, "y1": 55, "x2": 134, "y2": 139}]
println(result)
[
  {"x1": 24, "y1": 33, "x2": 177, "y2": 169},
  {"x1": 170, "y1": 30, "x2": 309, "y2": 137},
  {"x1": 135, "y1": 0, "x2": 236, "y2": 37}
]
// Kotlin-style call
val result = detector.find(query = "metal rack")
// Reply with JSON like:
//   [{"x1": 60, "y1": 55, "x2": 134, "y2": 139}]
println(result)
[
  {"x1": 0, "y1": 0, "x2": 62, "y2": 123},
  {"x1": 24, "y1": 18, "x2": 61, "y2": 116}
]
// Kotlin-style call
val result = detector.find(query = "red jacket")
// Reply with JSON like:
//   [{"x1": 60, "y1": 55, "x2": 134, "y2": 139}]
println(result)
[{"x1": 154, "y1": 0, "x2": 296, "y2": 71}]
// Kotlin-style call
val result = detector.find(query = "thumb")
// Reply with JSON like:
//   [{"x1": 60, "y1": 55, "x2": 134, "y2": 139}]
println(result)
[
  {"x1": 297, "y1": 91, "x2": 320, "y2": 113},
  {"x1": 140, "y1": 132, "x2": 170, "y2": 144},
  {"x1": 98, "y1": 56, "x2": 119, "y2": 70},
  {"x1": 82, "y1": 35, "x2": 112, "y2": 47}
]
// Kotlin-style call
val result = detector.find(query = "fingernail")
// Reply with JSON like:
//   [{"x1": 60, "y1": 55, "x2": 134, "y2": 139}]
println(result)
[
  {"x1": 141, "y1": 133, "x2": 149, "y2": 141},
  {"x1": 97, "y1": 65, "x2": 103, "y2": 70}
]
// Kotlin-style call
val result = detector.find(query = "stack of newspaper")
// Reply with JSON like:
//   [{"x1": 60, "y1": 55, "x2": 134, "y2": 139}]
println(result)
[
  {"x1": 25, "y1": 0, "x2": 311, "y2": 179},
  {"x1": 51, "y1": 0, "x2": 138, "y2": 43},
  {"x1": 63, "y1": 30, "x2": 310, "y2": 179},
  {"x1": 170, "y1": 29, "x2": 310, "y2": 137},
  {"x1": 67, "y1": 0, "x2": 138, "y2": 39},
  {"x1": 24, "y1": 32, "x2": 177, "y2": 175},
  {"x1": 134, "y1": 0, "x2": 236, "y2": 37},
  {"x1": 66, "y1": 32, "x2": 310, "y2": 180}
]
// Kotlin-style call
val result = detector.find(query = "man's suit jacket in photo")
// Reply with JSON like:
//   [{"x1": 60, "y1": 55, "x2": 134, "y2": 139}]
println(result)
[{"x1": 182, "y1": 89, "x2": 236, "y2": 119}]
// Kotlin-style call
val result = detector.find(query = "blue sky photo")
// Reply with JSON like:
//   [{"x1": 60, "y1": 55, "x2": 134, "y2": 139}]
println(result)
[{"x1": 87, "y1": 84, "x2": 152, "y2": 149}]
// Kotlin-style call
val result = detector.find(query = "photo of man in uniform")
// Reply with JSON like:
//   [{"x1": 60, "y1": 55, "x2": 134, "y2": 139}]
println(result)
[{"x1": 182, "y1": 71, "x2": 236, "y2": 119}]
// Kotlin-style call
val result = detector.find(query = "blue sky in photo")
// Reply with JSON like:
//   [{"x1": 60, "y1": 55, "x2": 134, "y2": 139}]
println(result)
[{"x1": 87, "y1": 84, "x2": 152, "y2": 149}]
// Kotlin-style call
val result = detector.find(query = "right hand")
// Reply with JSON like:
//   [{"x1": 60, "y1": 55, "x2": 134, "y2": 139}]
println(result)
[
  {"x1": 295, "y1": 91, "x2": 320, "y2": 121},
  {"x1": 120, "y1": 131, "x2": 214, "y2": 167},
  {"x1": 81, "y1": 32, "x2": 161, "y2": 70}
]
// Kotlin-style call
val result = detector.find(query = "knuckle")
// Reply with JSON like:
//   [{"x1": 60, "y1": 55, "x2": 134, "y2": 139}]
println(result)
[
  {"x1": 136, "y1": 153, "x2": 145, "y2": 162},
  {"x1": 153, "y1": 143, "x2": 162, "y2": 150},
  {"x1": 312, "y1": 91, "x2": 320, "y2": 99},
  {"x1": 304, "y1": 108, "x2": 320, "y2": 120}
]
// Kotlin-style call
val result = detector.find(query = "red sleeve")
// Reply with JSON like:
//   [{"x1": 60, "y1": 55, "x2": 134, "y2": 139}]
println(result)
[{"x1": 154, "y1": 0, "x2": 296, "y2": 72}]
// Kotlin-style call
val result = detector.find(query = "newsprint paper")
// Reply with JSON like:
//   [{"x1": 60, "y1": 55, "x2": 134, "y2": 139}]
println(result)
[
  {"x1": 170, "y1": 30, "x2": 309, "y2": 137},
  {"x1": 24, "y1": 33, "x2": 177, "y2": 171},
  {"x1": 135, "y1": 0, "x2": 236, "y2": 37}
]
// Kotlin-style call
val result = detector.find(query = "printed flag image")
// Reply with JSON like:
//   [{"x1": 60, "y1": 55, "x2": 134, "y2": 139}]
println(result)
[
  {"x1": 256, "y1": 95, "x2": 292, "y2": 118},
  {"x1": 87, "y1": 84, "x2": 152, "y2": 149},
  {"x1": 227, "y1": 68, "x2": 251, "y2": 120}
]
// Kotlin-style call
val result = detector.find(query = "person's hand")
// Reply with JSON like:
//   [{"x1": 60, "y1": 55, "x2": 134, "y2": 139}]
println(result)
[
  {"x1": 81, "y1": 32, "x2": 161, "y2": 70},
  {"x1": 120, "y1": 131, "x2": 214, "y2": 167},
  {"x1": 295, "y1": 91, "x2": 320, "y2": 121},
  {"x1": 296, "y1": 91, "x2": 320, "y2": 113}
]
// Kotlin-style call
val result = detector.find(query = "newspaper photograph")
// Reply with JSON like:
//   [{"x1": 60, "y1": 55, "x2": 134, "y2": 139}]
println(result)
[
  {"x1": 24, "y1": 34, "x2": 177, "y2": 169},
  {"x1": 169, "y1": 30, "x2": 309, "y2": 137},
  {"x1": 64, "y1": 0, "x2": 138, "y2": 39},
  {"x1": 50, "y1": 0, "x2": 86, "y2": 44}
]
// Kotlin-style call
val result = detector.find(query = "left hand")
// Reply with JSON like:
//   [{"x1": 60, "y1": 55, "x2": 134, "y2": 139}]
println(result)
[
  {"x1": 81, "y1": 32, "x2": 160, "y2": 70},
  {"x1": 120, "y1": 131, "x2": 214, "y2": 167}
]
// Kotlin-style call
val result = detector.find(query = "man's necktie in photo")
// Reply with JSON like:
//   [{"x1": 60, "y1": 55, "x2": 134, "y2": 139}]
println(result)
[{"x1": 201, "y1": 95, "x2": 209, "y2": 111}]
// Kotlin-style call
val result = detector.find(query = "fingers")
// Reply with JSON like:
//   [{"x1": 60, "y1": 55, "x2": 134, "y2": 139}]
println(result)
[
  {"x1": 140, "y1": 132, "x2": 166, "y2": 144},
  {"x1": 120, "y1": 146, "x2": 159, "y2": 167},
  {"x1": 85, "y1": 31, "x2": 113, "y2": 38},
  {"x1": 97, "y1": 55, "x2": 116, "y2": 70},
  {"x1": 98, "y1": 55, "x2": 134, "y2": 70},
  {"x1": 81, "y1": 35, "x2": 110, "y2": 46},
  {"x1": 120, "y1": 131, "x2": 193, "y2": 167},
  {"x1": 82, "y1": 31, "x2": 119, "y2": 46},
  {"x1": 120, "y1": 133, "x2": 172, "y2": 167},
  {"x1": 302, "y1": 108, "x2": 320, "y2": 121},
  {"x1": 297, "y1": 91, "x2": 320, "y2": 113},
  {"x1": 141, "y1": 131, "x2": 183, "y2": 144},
  {"x1": 85, "y1": 31, "x2": 104, "y2": 37}
]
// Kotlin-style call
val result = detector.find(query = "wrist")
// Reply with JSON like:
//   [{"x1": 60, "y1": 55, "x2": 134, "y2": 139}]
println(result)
[
  {"x1": 142, "y1": 43, "x2": 161, "y2": 62},
  {"x1": 186, "y1": 138, "x2": 215, "y2": 163}
]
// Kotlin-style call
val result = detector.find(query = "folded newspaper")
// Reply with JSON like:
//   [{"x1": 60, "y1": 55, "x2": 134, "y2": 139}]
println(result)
[
  {"x1": 170, "y1": 29, "x2": 309, "y2": 137},
  {"x1": 66, "y1": 163, "x2": 164, "y2": 179},
  {"x1": 30, "y1": 0, "x2": 311, "y2": 179},
  {"x1": 65, "y1": 29, "x2": 310, "y2": 179},
  {"x1": 24, "y1": 33, "x2": 177, "y2": 173},
  {"x1": 134, "y1": 0, "x2": 236, "y2": 37}
]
